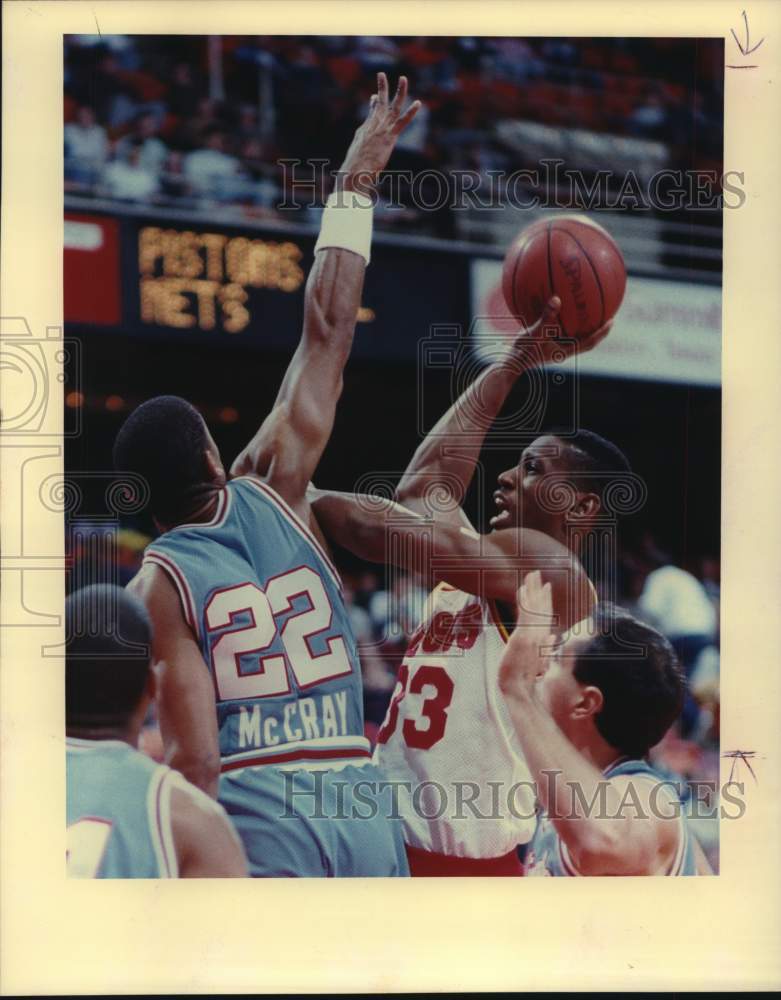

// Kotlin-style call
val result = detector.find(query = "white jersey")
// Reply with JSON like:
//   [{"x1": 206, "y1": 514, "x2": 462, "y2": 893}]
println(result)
[{"x1": 373, "y1": 584, "x2": 537, "y2": 858}]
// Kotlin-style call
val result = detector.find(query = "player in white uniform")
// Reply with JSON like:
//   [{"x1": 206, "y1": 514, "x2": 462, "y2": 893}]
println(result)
[{"x1": 310, "y1": 302, "x2": 623, "y2": 874}]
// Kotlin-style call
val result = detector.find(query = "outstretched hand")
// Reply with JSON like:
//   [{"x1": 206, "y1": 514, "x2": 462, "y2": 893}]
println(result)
[
  {"x1": 498, "y1": 570, "x2": 557, "y2": 699},
  {"x1": 338, "y1": 73, "x2": 422, "y2": 195},
  {"x1": 512, "y1": 296, "x2": 613, "y2": 367}
]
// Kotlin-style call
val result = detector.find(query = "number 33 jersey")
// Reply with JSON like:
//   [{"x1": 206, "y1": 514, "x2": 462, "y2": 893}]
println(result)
[
  {"x1": 373, "y1": 583, "x2": 538, "y2": 858},
  {"x1": 143, "y1": 476, "x2": 368, "y2": 768}
]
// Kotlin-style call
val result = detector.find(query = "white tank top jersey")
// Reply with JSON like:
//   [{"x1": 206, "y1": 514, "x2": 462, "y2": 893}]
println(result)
[{"x1": 373, "y1": 583, "x2": 538, "y2": 859}]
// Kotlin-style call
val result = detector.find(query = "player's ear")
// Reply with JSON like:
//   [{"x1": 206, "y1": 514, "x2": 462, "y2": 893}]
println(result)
[
  {"x1": 571, "y1": 491, "x2": 600, "y2": 519},
  {"x1": 204, "y1": 447, "x2": 225, "y2": 483},
  {"x1": 572, "y1": 684, "x2": 603, "y2": 721}
]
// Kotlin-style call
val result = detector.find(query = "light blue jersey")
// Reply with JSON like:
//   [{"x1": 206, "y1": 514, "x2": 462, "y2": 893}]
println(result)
[
  {"x1": 66, "y1": 738, "x2": 178, "y2": 878},
  {"x1": 525, "y1": 757, "x2": 698, "y2": 877},
  {"x1": 145, "y1": 477, "x2": 365, "y2": 761},
  {"x1": 143, "y1": 475, "x2": 408, "y2": 877}
]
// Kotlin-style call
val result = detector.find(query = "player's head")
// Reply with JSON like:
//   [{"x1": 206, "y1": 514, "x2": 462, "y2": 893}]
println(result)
[
  {"x1": 65, "y1": 585, "x2": 155, "y2": 736},
  {"x1": 537, "y1": 605, "x2": 685, "y2": 758},
  {"x1": 113, "y1": 395, "x2": 225, "y2": 526},
  {"x1": 491, "y1": 430, "x2": 630, "y2": 541}
]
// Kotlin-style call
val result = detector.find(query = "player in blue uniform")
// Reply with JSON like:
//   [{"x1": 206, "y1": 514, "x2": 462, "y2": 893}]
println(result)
[
  {"x1": 66, "y1": 584, "x2": 247, "y2": 878},
  {"x1": 498, "y1": 571, "x2": 711, "y2": 875},
  {"x1": 116, "y1": 74, "x2": 421, "y2": 876}
]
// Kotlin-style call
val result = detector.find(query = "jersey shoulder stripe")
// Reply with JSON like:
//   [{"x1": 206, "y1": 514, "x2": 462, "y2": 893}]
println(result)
[
  {"x1": 233, "y1": 476, "x2": 343, "y2": 594},
  {"x1": 143, "y1": 549, "x2": 199, "y2": 637},
  {"x1": 146, "y1": 767, "x2": 177, "y2": 878}
]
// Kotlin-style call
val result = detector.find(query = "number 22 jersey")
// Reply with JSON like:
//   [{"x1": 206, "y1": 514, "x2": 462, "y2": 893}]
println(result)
[{"x1": 143, "y1": 476, "x2": 370, "y2": 770}]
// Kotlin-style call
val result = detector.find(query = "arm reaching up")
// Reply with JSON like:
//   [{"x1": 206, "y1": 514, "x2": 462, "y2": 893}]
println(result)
[
  {"x1": 395, "y1": 297, "x2": 612, "y2": 529},
  {"x1": 231, "y1": 74, "x2": 421, "y2": 521}
]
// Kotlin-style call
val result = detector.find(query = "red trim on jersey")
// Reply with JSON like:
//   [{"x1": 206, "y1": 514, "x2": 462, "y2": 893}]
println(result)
[
  {"x1": 487, "y1": 598, "x2": 511, "y2": 642},
  {"x1": 235, "y1": 476, "x2": 343, "y2": 595},
  {"x1": 144, "y1": 551, "x2": 199, "y2": 638},
  {"x1": 405, "y1": 843, "x2": 524, "y2": 877},
  {"x1": 220, "y1": 746, "x2": 371, "y2": 772},
  {"x1": 169, "y1": 487, "x2": 231, "y2": 532},
  {"x1": 154, "y1": 772, "x2": 174, "y2": 878}
]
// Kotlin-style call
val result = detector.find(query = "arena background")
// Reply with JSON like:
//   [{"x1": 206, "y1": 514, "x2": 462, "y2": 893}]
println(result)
[{"x1": 63, "y1": 34, "x2": 723, "y2": 868}]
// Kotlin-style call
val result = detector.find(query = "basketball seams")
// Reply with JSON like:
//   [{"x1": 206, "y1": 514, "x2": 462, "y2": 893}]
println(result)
[
  {"x1": 552, "y1": 223, "x2": 605, "y2": 330},
  {"x1": 546, "y1": 222, "x2": 566, "y2": 336}
]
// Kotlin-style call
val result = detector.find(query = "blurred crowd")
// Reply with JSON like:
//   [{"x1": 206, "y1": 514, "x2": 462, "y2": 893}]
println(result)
[{"x1": 65, "y1": 35, "x2": 723, "y2": 238}]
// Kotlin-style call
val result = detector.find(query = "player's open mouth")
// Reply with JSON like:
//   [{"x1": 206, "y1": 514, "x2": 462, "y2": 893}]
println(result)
[{"x1": 490, "y1": 491, "x2": 511, "y2": 527}]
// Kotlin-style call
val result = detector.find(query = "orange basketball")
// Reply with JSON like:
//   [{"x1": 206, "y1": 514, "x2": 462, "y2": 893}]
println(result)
[{"x1": 501, "y1": 214, "x2": 626, "y2": 339}]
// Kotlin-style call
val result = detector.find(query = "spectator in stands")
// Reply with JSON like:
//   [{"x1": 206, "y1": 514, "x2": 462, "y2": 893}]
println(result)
[
  {"x1": 635, "y1": 540, "x2": 717, "y2": 736},
  {"x1": 100, "y1": 139, "x2": 161, "y2": 202},
  {"x1": 355, "y1": 36, "x2": 400, "y2": 75},
  {"x1": 177, "y1": 97, "x2": 221, "y2": 152},
  {"x1": 159, "y1": 150, "x2": 189, "y2": 201},
  {"x1": 241, "y1": 138, "x2": 281, "y2": 211},
  {"x1": 627, "y1": 87, "x2": 670, "y2": 139},
  {"x1": 167, "y1": 60, "x2": 202, "y2": 120},
  {"x1": 115, "y1": 112, "x2": 169, "y2": 176},
  {"x1": 64, "y1": 105, "x2": 108, "y2": 186},
  {"x1": 689, "y1": 643, "x2": 720, "y2": 745},
  {"x1": 234, "y1": 103, "x2": 260, "y2": 146},
  {"x1": 183, "y1": 127, "x2": 245, "y2": 202}
]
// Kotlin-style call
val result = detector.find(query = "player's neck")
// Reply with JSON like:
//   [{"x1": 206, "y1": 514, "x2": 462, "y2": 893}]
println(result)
[
  {"x1": 577, "y1": 731, "x2": 626, "y2": 773},
  {"x1": 163, "y1": 483, "x2": 223, "y2": 531},
  {"x1": 66, "y1": 723, "x2": 138, "y2": 747}
]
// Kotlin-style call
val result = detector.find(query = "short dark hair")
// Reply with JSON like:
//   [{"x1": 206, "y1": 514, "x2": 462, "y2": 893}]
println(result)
[
  {"x1": 573, "y1": 605, "x2": 685, "y2": 757},
  {"x1": 113, "y1": 395, "x2": 209, "y2": 521},
  {"x1": 548, "y1": 428, "x2": 631, "y2": 500},
  {"x1": 66, "y1": 585, "x2": 152, "y2": 728}
]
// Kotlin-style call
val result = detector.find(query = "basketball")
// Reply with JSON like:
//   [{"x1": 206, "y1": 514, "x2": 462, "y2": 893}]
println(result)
[{"x1": 502, "y1": 214, "x2": 627, "y2": 338}]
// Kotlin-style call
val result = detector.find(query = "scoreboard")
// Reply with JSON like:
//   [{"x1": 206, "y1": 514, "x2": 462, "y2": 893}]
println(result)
[{"x1": 64, "y1": 209, "x2": 469, "y2": 360}]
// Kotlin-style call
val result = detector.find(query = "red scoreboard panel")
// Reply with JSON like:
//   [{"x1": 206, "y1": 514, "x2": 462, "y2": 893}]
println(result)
[{"x1": 64, "y1": 213, "x2": 122, "y2": 326}]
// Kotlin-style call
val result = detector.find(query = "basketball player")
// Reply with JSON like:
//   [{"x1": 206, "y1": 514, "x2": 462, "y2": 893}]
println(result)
[
  {"x1": 309, "y1": 304, "x2": 625, "y2": 875},
  {"x1": 498, "y1": 571, "x2": 710, "y2": 875},
  {"x1": 115, "y1": 74, "x2": 421, "y2": 876},
  {"x1": 66, "y1": 584, "x2": 248, "y2": 878}
]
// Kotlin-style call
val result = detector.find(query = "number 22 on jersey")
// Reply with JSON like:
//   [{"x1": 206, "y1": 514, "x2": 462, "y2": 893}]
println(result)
[{"x1": 205, "y1": 566, "x2": 352, "y2": 701}]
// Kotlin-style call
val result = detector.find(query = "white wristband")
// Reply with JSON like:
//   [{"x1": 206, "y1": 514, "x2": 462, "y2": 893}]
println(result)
[{"x1": 314, "y1": 189, "x2": 374, "y2": 264}]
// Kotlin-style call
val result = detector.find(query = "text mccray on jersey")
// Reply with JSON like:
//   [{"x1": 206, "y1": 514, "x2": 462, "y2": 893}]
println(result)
[{"x1": 143, "y1": 476, "x2": 371, "y2": 771}]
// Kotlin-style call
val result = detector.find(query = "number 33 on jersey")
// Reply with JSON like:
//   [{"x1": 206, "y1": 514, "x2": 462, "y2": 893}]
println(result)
[{"x1": 374, "y1": 583, "x2": 539, "y2": 859}]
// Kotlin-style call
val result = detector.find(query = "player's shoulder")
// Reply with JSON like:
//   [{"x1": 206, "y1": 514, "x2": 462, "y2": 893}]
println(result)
[
  {"x1": 168, "y1": 770, "x2": 229, "y2": 822},
  {"x1": 126, "y1": 559, "x2": 192, "y2": 634},
  {"x1": 490, "y1": 524, "x2": 573, "y2": 561},
  {"x1": 167, "y1": 771, "x2": 247, "y2": 876},
  {"x1": 606, "y1": 770, "x2": 682, "y2": 853},
  {"x1": 168, "y1": 771, "x2": 235, "y2": 851},
  {"x1": 227, "y1": 472, "x2": 289, "y2": 514},
  {"x1": 126, "y1": 559, "x2": 160, "y2": 600}
]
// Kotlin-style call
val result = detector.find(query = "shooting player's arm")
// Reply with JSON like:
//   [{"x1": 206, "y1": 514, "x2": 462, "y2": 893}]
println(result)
[
  {"x1": 129, "y1": 565, "x2": 221, "y2": 798},
  {"x1": 395, "y1": 302, "x2": 612, "y2": 529}
]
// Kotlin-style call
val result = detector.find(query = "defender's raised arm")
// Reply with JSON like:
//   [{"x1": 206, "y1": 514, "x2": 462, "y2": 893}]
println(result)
[{"x1": 231, "y1": 74, "x2": 421, "y2": 520}]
